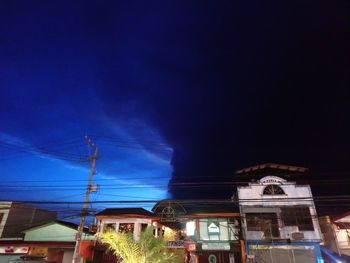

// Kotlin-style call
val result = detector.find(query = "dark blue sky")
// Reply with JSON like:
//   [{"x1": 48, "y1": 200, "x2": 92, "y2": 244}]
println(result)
[{"x1": 1, "y1": 1, "x2": 349, "y2": 217}]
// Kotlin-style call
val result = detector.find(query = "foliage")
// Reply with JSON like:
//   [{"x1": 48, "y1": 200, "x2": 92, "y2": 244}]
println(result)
[{"x1": 99, "y1": 228, "x2": 182, "y2": 263}]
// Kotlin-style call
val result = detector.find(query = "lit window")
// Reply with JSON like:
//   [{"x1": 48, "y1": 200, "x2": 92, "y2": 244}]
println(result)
[
  {"x1": 119, "y1": 223, "x2": 134, "y2": 233},
  {"x1": 186, "y1": 221, "x2": 195, "y2": 236}
]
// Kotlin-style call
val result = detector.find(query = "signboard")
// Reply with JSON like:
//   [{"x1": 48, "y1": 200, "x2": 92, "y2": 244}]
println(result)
[
  {"x1": 28, "y1": 247, "x2": 47, "y2": 257},
  {"x1": 249, "y1": 245, "x2": 315, "y2": 250},
  {"x1": 153, "y1": 201, "x2": 186, "y2": 222},
  {"x1": 259, "y1": 176, "x2": 286, "y2": 184},
  {"x1": 202, "y1": 242, "x2": 231, "y2": 251},
  {"x1": 0, "y1": 246, "x2": 29, "y2": 254},
  {"x1": 167, "y1": 240, "x2": 185, "y2": 249},
  {"x1": 208, "y1": 222, "x2": 220, "y2": 234}
]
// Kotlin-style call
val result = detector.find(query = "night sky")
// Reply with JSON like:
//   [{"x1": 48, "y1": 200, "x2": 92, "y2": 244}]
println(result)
[{"x1": 1, "y1": 1, "x2": 349, "y2": 218}]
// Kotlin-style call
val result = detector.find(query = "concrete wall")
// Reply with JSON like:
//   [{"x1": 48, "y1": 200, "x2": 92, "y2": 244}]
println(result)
[{"x1": 238, "y1": 177, "x2": 322, "y2": 242}]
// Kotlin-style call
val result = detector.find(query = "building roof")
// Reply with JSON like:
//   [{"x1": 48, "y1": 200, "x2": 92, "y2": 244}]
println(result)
[
  {"x1": 96, "y1": 208, "x2": 154, "y2": 217},
  {"x1": 22, "y1": 220, "x2": 90, "y2": 234},
  {"x1": 334, "y1": 221, "x2": 350, "y2": 229},
  {"x1": 333, "y1": 211, "x2": 350, "y2": 223},
  {"x1": 152, "y1": 200, "x2": 239, "y2": 217},
  {"x1": 235, "y1": 163, "x2": 308, "y2": 178}
]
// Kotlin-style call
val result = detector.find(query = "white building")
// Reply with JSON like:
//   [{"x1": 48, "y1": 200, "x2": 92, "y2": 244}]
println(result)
[{"x1": 237, "y1": 164, "x2": 324, "y2": 263}]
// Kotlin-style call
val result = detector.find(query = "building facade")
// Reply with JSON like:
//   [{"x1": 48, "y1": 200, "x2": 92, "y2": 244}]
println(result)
[
  {"x1": 153, "y1": 201, "x2": 243, "y2": 263},
  {"x1": 238, "y1": 173, "x2": 323, "y2": 263},
  {"x1": 0, "y1": 202, "x2": 57, "y2": 240},
  {"x1": 95, "y1": 208, "x2": 156, "y2": 241},
  {"x1": 94, "y1": 208, "x2": 159, "y2": 263},
  {"x1": 22, "y1": 220, "x2": 94, "y2": 263},
  {"x1": 0, "y1": 202, "x2": 57, "y2": 263}
]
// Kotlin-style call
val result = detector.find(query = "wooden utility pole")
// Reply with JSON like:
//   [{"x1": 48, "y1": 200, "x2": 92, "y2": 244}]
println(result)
[{"x1": 72, "y1": 137, "x2": 98, "y2": 263}]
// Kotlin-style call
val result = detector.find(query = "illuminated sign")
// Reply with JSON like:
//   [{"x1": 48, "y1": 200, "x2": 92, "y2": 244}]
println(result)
[
  {"x1": 186, "y1": 221, "x2": 195, "y2": 236},
  {"x1": 153, "y1": 201, "x2": 186, "y2": 222},
  {"x1": 208, "y1": 222, "x2": 220, "y2": 234},
  {"x1": 202, "y1": 242, "x2": 230, "y2": 251}
]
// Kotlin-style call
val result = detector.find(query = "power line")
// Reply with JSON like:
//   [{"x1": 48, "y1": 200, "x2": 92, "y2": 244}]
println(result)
[
  {"x1": 3, "y1": 196, "x2": 350, "y2": 204},
  {"x1": 3, "y1": 177, "x2": 350, "y2": 187}
]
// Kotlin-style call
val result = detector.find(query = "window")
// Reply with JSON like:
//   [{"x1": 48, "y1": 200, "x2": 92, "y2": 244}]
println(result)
[
  {"x1": 119, "y1": 223, "x2": 134, "y2": 233},
  {"x1": 263, "y1": 185, "x2": 285, "y2": 195},
  {"x1": 246, "y1": 213, "x2": 279, "y2": 238},
  {"x1": 103, "y1": 223, "x2": 116, "y2": 233},
  {"x1": 281, "y1": 207, "x2": 314, "y2": 231},
  {"x1": 141, "y1": 223, "x2": 148, "y2": 232}
]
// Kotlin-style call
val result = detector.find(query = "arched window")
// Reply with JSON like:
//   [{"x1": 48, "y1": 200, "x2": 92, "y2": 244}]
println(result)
[{"x1": 263, "y1": 185, "x2": 285, "y2": 195}]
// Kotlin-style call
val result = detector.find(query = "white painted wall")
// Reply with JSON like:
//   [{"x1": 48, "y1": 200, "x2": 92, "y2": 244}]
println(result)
[{"x1": 238, "y1": 177, "x2": 322, "y2": 242}]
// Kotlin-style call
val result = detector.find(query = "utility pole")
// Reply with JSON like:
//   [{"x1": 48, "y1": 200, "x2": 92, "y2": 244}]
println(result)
[{"x1": 72, "y1": 137, "x2": 98, "y2": 263}]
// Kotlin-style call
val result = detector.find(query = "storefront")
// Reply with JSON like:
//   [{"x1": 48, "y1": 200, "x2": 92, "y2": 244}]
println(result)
[
  {"x1": 153, "y1": 201, "x2": 244, "y2": 263},
  {"x1": 246, "y1": 242, "x2": 323, "y2": 263}
]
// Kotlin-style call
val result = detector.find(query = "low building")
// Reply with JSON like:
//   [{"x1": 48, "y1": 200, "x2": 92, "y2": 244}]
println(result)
[
  {"x1": 0, "y1": 202, "x2": 57, "y2": 263},
  {"x1": 237, "y1": 164, "x2": 324, "y2": 263},
  {"x1": 153, "y1": 200, "x2": 243, "y2": 263},
  {"x1": 94, "y1": 207, "x2": 159, "y2": 263},
  {"x1": 0, "y1": 220, "x2": 94, "y2": 263},
  {"x1": 0, "y1": 202, "x2": 57, "y2": 240},
  {"x1": 95, "y1": 208, "x2": 156, "y2": 241},
  {"x1": 23, "y1": 220, "x2": 94, "y2": 263}
]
